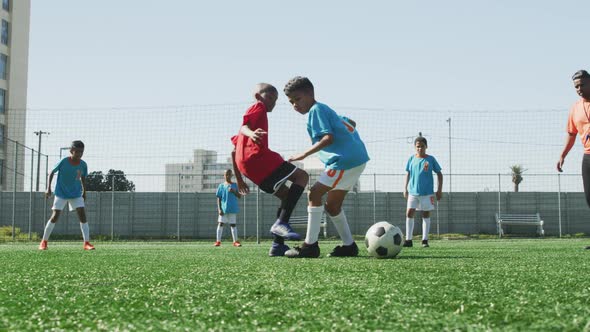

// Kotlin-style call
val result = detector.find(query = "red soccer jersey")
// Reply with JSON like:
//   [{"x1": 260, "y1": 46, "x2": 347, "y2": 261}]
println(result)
[
  {"x1": 231, "y1": 102, "x2": 285, "y2": 184},
  {"x1": 566, "y1": 99, "x2": 590, "y2": 154}
]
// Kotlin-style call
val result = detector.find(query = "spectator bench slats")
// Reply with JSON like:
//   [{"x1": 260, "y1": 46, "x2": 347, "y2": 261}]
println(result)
[
  {"x1": 495, "y1": 213, "x2": 544, "y2": 238},
  {"x1": 289, "y1": 214, "x2": 328, "y2": 238}
]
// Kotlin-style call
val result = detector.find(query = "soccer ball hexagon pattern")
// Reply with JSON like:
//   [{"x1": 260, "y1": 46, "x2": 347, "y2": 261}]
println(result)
[{"x1": 365, "y1": 221, "x2": 403, "y2": 259}]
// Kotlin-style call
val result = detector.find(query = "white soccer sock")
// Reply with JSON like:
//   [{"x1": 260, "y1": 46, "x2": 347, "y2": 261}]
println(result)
[
  {"x1": 42, "y1": 221, "x2": 55, "y2": 241},
  {"x1": 405, "y1": 218, "x2": 414, "y2": 241},
  {"x1": 305, "y1": 206, "x2": 324, "y2": 245},
  {"x1": 230, "y1": 226, "x2": 238, "y2": 242},
  {"x1": 328, "y1": 210, "x2": 354, "y2": 246},
  {"x1": 216, "y1": 224, "x2": 223, "y2": 242},
  {"x1": 80, "y1": 223, "x2": 90, "y2": 242},
  {"x1": 422, "y1": 218, "x2": 431, "y2": 241}
]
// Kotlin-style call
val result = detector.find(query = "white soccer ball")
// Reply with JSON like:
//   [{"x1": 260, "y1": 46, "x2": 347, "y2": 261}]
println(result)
[{"x1": 365, "y1": 221, "x2": 403, "y2": 259}]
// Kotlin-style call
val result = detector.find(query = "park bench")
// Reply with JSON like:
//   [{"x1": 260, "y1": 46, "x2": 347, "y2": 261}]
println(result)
[
  {"x1": 290, "y1": 214, "x2": 328, "y2": 238},
  {"x1": 495, "y1": 213, "x2": 544, "y2": 238}
]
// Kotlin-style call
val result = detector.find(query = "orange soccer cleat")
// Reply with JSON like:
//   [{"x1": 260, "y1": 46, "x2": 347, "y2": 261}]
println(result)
[
  {"x1": 83, "y1": 242, "x2": 95, "y2": 250},
  {"x1": 213, "y1": 241, "x2": 221, "y2": 247},
  {"x1": 233, "y1": 241, "x2": 242, "y2": 247},
  {"x1": 38, "y1": 240, "x2": 48, "y2": 251}
]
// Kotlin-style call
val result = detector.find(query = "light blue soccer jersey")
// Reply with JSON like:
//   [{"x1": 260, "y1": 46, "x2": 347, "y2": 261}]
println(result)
[
  {"x1": 216, "y1": 182, "x2": 239, "y2": 214},
  {"x1": 406, "y1": 155, "x2": 442, "y2": 196},
  {"x1": 307, "y1": 102, "x2": 370, "y2": 170},
  {"x1": 52, "y1": 157, "x2": 88, "y2": 199}
]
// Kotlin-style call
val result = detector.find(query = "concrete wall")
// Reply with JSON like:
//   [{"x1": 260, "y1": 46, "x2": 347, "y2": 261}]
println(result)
[{"x1": 1, "y1": 191, "x2": 588, "y2": 239}]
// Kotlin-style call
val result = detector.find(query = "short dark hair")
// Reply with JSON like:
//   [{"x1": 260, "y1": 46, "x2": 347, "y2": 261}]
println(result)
[
  {"x1": 284, "y1": 76, "x2": 314, "y2": 95},
  {"x1": 414, "y1": 136, "x2": 428, "y2": 147},
  {"x1": 70, "y1": 140, "x2": 85, "y2": 149},
  {"x1": 572, "y1": 70, "x2": 590, "y2": 81}
]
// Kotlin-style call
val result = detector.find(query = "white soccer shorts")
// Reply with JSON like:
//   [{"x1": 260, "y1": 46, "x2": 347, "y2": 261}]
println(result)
[
  {"x1": 318, "y1": 163, "x2": 366, "y2": 191},
  {"x1": 406, "y1": 194, "x2": 435, "y2": 211},
  {"x1": 217, "y1": 213, "x2": 237, "y2": 225},
  {"x1": 52, "y1": 196, "x2": 85, "y2": 211}
]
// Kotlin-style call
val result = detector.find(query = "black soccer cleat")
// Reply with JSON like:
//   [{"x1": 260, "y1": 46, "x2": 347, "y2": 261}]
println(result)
[
  {"x1": 422, "y1": 240, "x2": 430, "y2": 248},
  {"x1": 402, "y1": 240, "x2": 413, "y2": 247},
  {"x1": 285, "y1": 242, "x2": 320, "y2": 258},
  {"x1": 585, "y1": 245, "x2": 590, "y2": 250},
  {"x1": 328, "y1": 242, "x2": 359, "y2": 257}
]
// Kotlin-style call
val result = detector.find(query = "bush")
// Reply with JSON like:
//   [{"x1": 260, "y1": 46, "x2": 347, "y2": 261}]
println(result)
[{"x1": 0, "y1": 226, "x2": 39, "y2": 242}]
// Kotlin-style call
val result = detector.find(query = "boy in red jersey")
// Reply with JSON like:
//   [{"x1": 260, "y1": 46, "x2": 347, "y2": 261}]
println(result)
[{"x1": 231, "y1": 83, "x2": 309, "y2": 256}]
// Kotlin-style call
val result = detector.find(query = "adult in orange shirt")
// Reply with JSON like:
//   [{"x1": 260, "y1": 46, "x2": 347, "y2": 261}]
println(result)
[{"x1": 557, "y1": 69, "x2": 590, "y2": 250}]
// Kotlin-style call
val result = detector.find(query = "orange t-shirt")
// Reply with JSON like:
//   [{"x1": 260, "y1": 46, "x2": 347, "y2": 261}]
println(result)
[{"x1": 567, "y1": 99, "x2": 590, "y2": 154}]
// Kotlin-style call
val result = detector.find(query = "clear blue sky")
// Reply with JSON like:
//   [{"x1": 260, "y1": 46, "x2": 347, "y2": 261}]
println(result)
[
  {"x1": 28, "y1": 0, "x2": 590, "y2": 110},
  {"x1": 23, "y1": 1, "x2": 590, "y2": 192}
]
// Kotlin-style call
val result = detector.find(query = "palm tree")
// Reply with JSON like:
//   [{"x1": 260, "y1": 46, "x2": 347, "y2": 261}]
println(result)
[{"x1": 510, "y1": 164, "x2": 526, "y2": 192}]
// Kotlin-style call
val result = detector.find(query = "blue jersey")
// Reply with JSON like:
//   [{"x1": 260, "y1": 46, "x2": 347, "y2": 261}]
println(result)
[
  {"x1": 307, "y1": 102, "x2": 370, "y2": 170},
  {"x1": 52, "y1": 157, "x2": 88, "y2": 199},
  {"x1": 406, "y1": 155, "x2": 441, "y2": 196},
  {"x1": 216, "y1": 182, "x2": 239, "y2": 214}
]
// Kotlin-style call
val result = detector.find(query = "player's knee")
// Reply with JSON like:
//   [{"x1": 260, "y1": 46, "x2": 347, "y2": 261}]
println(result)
[
  {"x1": 230, "y1": 224, "x2": 236, "y2": 228},
  {"x1": 297, "y1": 171, "x2": 309, "y2": 186},
  {"x1": 324, "y1": 203, "x2": 341, "y2": 216},
  {"x1": 49, "y1": 211, "x2": 60, "y2": 222},
  {"x1": 218, "y1": 223, "x2": 225, "y2": 227},
  {"x1": 406, "y1": 209, "x2": 415, "y2": 218}
]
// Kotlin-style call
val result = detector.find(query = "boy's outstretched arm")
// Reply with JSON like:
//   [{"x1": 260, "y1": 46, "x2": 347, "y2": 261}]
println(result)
[
  {"x1": 45, "y1": 171, "x2": 56, "y2": 198},
  {"x1": 436, "y1": 172, "x2": 443, "y2": 201},
  {"x1": 240, "y1": 125, "x2": 267, "y2": 145},
  {"x1": 288, "y1": 134, "x2": 334, "y2": 162},
  {"x1": 81, "y1": 176, "x2": 87, "y2": 201},
  {"x1": 403, "y1": 172, "x2": 409, "y2": 199},
  {"x1": 231, "y1": 149, "x2": 249, "y2": 195}
]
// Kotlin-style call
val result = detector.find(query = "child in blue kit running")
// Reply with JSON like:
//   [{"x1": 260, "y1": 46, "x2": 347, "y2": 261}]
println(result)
[
  {"x1": 403, "y1": 136, "x2": 443, "y2": 248},
  {"x1": 283, "y1": 76, "x2": 370, "y2": 258}
]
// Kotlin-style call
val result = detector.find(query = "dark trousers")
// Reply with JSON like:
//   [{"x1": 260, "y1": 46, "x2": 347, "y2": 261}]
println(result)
[{"x1": 583, "y1": 154, "x2": 590, "y2": 208}]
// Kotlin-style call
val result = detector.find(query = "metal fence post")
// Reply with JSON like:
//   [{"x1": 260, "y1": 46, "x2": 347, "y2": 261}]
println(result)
[
  {"x1": 177, "y1": 173, "x2": 181, "y2": 242},
  {"x1": 256, "y1": 187, "x2": 260, "y2": 244},
  {"x1": 497, "y1": 173, "x2": 501, "y2": 238},
  {"x1": 28, "y1": 148, "x2": 34, "y2": 240},
  {"x1": 111, "y1": 174, "x2": 115, "y2": 241},
  {"x1": 373, "y1": 173, "x2": 376, "y2": 224},
  {"x1": 436, "y1": 201, "x2": 440, "y2": 237},
  {"x1": 243, "y1": 193, "x2": 246, "y2": 240},
  {"x1": 497, "y1": 173, "x2": 502, "y2": 215},
  {"x1": 44, "y1": 155, "x2": 48, "y2": 224},
  {"x1": 557, "y1": 173, "x2": 562, "y2": 238},
  {"x1": 12, "y1": 140, "x2": 18, "y2": 241}
]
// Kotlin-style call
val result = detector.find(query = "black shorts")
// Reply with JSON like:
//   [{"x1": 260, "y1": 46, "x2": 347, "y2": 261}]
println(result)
[{"x1": 259, "y1": 162, "x2": 297, "y2": 194}]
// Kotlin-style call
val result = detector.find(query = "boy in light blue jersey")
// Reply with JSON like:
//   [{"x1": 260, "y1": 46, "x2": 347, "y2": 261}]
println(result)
[
  {"x1": 283, "y1": 76, "x2": 370, "y2": 258},
  {"x1": 39, "y1": 140, "x2": 94, "y2": 251},
  {"x1": 403, "y1": 136, "x2": 443, "y2": 248},
  {"x1": 214, "y1": 169, "x2": 242, "y2": 247}
]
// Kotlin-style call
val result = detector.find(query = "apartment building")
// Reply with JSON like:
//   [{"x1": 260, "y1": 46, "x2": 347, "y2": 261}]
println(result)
[{"x1": 0, "y1": 0, "x2": 30, "y2": 191}]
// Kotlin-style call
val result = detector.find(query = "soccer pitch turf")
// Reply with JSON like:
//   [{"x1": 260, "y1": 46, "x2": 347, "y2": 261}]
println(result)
[{"x1": 0, "y1": 240, "x2": 589, "y2": 331}]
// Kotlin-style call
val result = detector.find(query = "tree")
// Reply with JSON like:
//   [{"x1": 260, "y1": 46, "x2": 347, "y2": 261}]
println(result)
[
  {"x1": 85, "y1": 169, "x2": 135, "y2": 192},
  {"x1": 510, "y1": 164, "x2": 526, "y2": 192},
  {"x1": 85, "y1": 171, "x2": 108, "y2": 191}
]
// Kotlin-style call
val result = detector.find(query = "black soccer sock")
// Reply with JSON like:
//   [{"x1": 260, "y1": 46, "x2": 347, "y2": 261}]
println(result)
[
  {"x1": 278, "y1": 184, "x2": 305, "y2": 223},
  {"x1": 276, "y1": 207, "x2": 283, "y2": 219},
  {"x1": 272, "y1": 234, "x2": 285, "y2": 245}
]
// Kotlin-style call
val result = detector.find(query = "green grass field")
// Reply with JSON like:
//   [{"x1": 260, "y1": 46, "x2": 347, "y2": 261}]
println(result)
[{"x1": 1, "y1": 239, "x2": 589, "y2": 331}]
